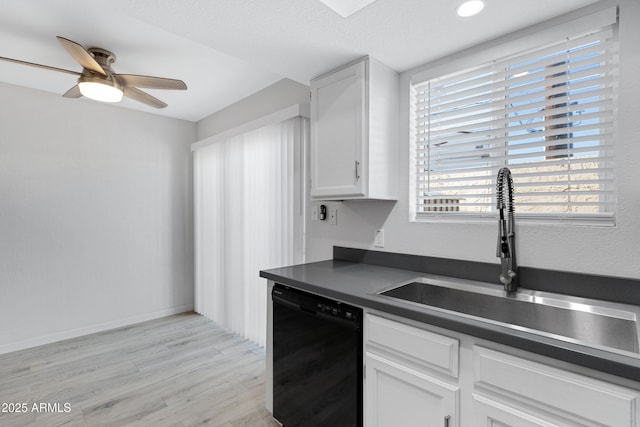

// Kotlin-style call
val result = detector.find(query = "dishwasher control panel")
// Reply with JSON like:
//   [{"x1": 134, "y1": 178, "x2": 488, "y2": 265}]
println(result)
[
  {"x1": 273, "y1": 283, "x2": 361, "y2": 324},
  {"x1": 317, "y1": 302, "x2": 358, "y2": 321}
]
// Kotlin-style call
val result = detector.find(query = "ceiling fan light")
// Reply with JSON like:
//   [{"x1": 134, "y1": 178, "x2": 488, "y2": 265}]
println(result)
[
  {"x1": 456, "y1": 0, "x2": 486, "y2": 17},
  {"x1": 78, "y1": 77, "x2": 123, "y2": 103}
]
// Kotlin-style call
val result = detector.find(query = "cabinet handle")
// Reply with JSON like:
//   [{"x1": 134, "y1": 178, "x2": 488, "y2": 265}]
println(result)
[
  {"x1": 355, "y1": 160, "x2": 360, "y2": 180},
  {"x1": 444, "y1": 415, "x2": 450, "y2": 427}
]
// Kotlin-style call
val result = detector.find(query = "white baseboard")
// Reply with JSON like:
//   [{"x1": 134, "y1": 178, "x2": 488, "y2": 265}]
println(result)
[{"x1": 0, "y1": 304, "x2": 194, "y2": 355}]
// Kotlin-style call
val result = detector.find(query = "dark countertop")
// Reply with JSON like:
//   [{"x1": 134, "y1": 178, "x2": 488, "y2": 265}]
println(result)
[{"x1": 260, "y1": 259, "x2": 640, "y2": 383}]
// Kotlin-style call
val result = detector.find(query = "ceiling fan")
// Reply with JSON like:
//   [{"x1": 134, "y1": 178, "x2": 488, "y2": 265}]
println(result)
[{"x1": 0, "y1": 36, "x2": 187, "y2": 108}]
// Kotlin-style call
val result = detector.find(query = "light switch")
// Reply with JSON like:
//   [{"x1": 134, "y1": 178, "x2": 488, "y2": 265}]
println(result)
[{"x1": 328, "y1": 206, "x2": 337, "y2": 225}]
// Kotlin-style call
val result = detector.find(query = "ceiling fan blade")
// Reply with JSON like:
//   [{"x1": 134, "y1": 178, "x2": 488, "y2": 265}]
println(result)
[
  {"x1": 56, "y1": 36, "x2": 106, "y2": 76},
  {"x1": 123, "y1": 86, "x2": 167, "y2": 109},
  {"x1": 62, "y1": 85, "x2": 82, "y2": 98},
  {"x1": 0, "y1": 56, "x2": 81, "y2": 76},
  {"x1": 116, "y1": 74, "x2": 187, "y2": 90}
]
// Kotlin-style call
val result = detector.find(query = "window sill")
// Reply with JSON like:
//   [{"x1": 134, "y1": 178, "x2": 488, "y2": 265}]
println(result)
[{"x1": 412, "y1": 212, "x2": 615, "y2": 227}]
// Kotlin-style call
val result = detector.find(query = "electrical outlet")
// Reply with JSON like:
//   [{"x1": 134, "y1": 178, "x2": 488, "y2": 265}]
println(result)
[
  {"x1": 374, "y1": 229, "x2": 385, "y2": 247},
  {"x1": 328, "y1": 206, "x2": 337, "y2": 225}
]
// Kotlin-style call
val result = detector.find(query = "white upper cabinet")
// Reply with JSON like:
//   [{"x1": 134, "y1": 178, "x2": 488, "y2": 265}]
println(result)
[{"x1": 310, "y1": 56, "x2": 398, "y2": 200}]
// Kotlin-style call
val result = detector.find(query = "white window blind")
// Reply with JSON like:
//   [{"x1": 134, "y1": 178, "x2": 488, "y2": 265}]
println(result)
[
  {"x1": 412, "y1": 22, "x2": 618, "y2": 224},
  {"x1": 193, "y1": 117, "x2": 307, "y2": 347}
]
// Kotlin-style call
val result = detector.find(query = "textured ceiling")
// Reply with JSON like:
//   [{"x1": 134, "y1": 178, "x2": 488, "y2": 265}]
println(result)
[{"x1": 0, "y1": 0, "x2": 600, "y2": 122}]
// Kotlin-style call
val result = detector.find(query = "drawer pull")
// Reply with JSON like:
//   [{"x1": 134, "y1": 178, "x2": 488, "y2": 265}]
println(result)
[{"x1": 444, "y1": 415, "x2": 450, "y2": 427}]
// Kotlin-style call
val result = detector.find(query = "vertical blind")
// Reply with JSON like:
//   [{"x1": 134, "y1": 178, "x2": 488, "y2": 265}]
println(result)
[
  {"x1": 193, "y1": 117, "x2": 306, "y2": 346},
  {"x1": 412, "y1": 22, "x2": 617, "y2": 223}
]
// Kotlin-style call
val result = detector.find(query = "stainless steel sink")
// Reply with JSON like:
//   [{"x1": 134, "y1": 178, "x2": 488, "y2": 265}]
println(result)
[{"x1": 378, "y1": 277, "x2": 640, "y2": 354}]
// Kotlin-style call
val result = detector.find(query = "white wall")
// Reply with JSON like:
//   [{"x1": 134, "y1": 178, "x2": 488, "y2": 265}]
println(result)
[
  {"x1": 306, "y1": 0, "x2": 640, "y2": 280},
  {"x1": 196, "y1": 78, "x2": 310, "y2": 140},
  {"x1": 0, "y1": 83, "x2": 195, "y2": 353}
]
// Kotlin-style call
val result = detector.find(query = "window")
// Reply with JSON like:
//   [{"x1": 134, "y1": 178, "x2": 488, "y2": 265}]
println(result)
[{"x1": 411, "y1": 20, "x2": 618, "y2": 224}]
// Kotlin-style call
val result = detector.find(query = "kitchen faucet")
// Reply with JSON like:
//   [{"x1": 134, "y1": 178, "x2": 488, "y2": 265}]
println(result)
[{"x1": 496, "y1": 167, "x2": 517, "y2": 292}]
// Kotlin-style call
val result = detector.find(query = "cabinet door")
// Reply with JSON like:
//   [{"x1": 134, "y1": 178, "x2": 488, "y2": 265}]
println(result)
[
  {"x1": 366, "y1": 352, "x2": 458, "y2": 427},
  {"x1": 472, "y1": 394, "x2": 562, "y2": 427},
  {"x1": 310, "y1": 60, "x2": 366, "y2": 198}
]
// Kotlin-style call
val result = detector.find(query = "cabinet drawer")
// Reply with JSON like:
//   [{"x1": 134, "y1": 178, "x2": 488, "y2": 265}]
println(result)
[
  {"x1": 366, "y1": 314, "x2": 459, "y2": 378},
  {"x1": 474, "y1": 346, "x2": 640, "y2": 426}
]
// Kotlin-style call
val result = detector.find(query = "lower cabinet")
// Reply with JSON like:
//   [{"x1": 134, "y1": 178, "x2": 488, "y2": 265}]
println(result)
[
  {"x1": 365, "y1": 313, "x2": 459, "y2": 426},
  {"x1": 473, "y1": 346, "x2": 640, "y2": 427},
  {"x1": 364, "y1": 312, "x2": 640, "y2": 427},
  {"x1": 365, "y1": 352, "x2": 458, "y2": 427}
]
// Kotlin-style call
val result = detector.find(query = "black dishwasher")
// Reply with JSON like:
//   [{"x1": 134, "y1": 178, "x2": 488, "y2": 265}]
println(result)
[{"x1": 272, "y1": 283, "x2": 363, "y2": 427}]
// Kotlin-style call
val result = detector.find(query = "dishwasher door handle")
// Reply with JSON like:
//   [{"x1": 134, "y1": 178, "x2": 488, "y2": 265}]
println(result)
[
  {"x1": 300, "y1": 306, "x2": 317, "y2": 315},
  {"x1": 272, "y1": 294, "x2": 308, "y2": 312}
]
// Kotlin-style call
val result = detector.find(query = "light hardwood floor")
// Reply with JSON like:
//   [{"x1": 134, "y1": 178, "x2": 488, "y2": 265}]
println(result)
[{"x1": 0, "y1": 313, "x2": 279, "y2": 427}]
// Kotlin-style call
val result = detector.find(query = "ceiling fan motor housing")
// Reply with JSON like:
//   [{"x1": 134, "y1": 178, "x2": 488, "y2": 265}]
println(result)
[
  {"x1": 88, "y1": 47, "x2": 116, "y2": 71},
  {"x1": 77, "y1": 47, "x2": 123, "y2": 101},
  {"x1": 79, "y1": 73, "x2": 122, "y2": 90}
]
